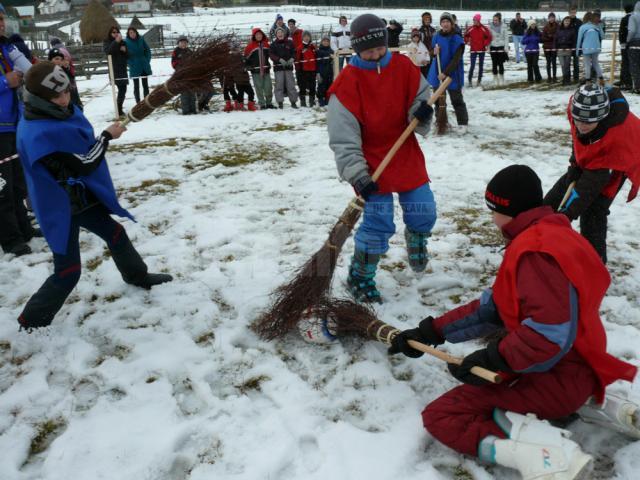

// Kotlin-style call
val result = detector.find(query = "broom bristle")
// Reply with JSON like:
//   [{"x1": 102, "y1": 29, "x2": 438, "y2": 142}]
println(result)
[
  {"x1": 252, "y1": 200, "x2": 365, "y2": 340},
  {"x1": 435, "y1": 95, "x2": 449, "y2": 135}
]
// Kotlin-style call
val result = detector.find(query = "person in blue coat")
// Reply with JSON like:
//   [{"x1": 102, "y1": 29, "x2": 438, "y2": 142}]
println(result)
[
  {"x1": 16, "y1": 62, "x2": 172, "y2": 330},
  {"x1": 522, "y1": 19, "x2": 542, "y2": 82},
  {"x1": 428, "y1": 12, "x2": 468, "y2": 126},
  {"x1": 576, "y1": 11, "x2": 604, "y2": 84},
  {"x1": 124, "y1": 27, "x2": 152, "y2": 103}
]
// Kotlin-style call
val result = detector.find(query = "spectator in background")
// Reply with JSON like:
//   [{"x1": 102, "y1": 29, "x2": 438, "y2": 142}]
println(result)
[
  {"x1": 452, "y1": 14, "x2": 463, "y2": 36},
  {"x1": 542, "y1": 12, "x2": 559, "y2": 82},
  {"x1": 331, "y1": 15, "x2": 351, "y2": 70},
  {"x1": 510, "y1": 12, "x2": 527, "y2": 62},
  {"x1": 103, "y1": 26, "x2": 128, "y2": 117},
  {"x1": 0, "y1": 7, "x2": 37, "y2": 257},
  {"x1": 269, "y1": 14, "x2": 289, "y2": 42},
  {"x1": 171, "y1": 36, "x2": 195, "y2": 115},
  {"x1": 296, "y1": 31, "x2": 317, "y2": 107},
  {"x1": 618, "y1": 4, "x2": 635, "y2": 90},
  {"x1": 229, "y1": 42, "x2": 257, "y2": 111},
  {"x1": 419, "y1": 11, "x2": 436, "y2": 69},
  {"x1": 577, "y1": 11, "x2": 604, "y2": 85},
  {"x1": 50, "y1": 37, "x2": 73, "y2": 73},
  {"x1": 568, "y1": 5, "x2": 583, "y2": 82},
  {"x1": 464, "y1": 14, "x2": 491, "y2": 87},
  {"x1": 522, "y1": 20, "x2": 542, "y2": 82},
  {"x1": 407, "y1": 29, "x2": 430, "y2": 79},
  {"x1": 489, "y1": 13, "x2": 509, "y2": 85},
  {"x1": 387, "y1": 19, "x2": 404, "y2": 48},
  {"x1": 270, "y1": 27, "x2": 298, "y2": 109},
  {"x1": 556, "y1": 16, "x2": 578, "y2": 85},
  {"x1": 244, "y1": 28, "x2": 274, "y2": 109},
  {"x1": 10, "y1": 34, "x2": 36, "y2": 64},
  {"x1": 48, "y1": 48, "x2": 82, "y2": 110},
  {"x1": 316, "y1": 36, "x2": 334, "y2": 107},
  {"x1": 628, "y1": 1, "x2": 640, "y2": 93},
  {"x1": 288, "y1": 19, "x2": 303, "y2": 49},
  {"x1": 124, "y1": 27, "x2": 152, "y2": 103}
]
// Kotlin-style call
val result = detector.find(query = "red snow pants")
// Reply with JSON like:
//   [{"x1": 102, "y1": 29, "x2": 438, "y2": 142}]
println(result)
[{"x1": 422, "y1": 350, "x2": 599, "y2": 456}]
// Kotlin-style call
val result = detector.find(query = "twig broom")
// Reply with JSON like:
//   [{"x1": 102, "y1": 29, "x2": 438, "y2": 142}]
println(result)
[
  {"x1": 252, "y1": 78, "x2": 452, "y2": 340},
  {"x1": 435, "y1": 53, "x2": 450, "y2": 135}
]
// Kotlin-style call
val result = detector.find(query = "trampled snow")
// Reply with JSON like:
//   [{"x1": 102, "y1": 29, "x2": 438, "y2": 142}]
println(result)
[{"x1": 2, "y1": 8, "x2": 640, "y2": 480}]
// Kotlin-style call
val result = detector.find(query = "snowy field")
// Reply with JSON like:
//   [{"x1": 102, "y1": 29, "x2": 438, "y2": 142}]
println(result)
[
  {"x1": 3, "y1": 11, "x2": 640, "y2": 480},
  {"x1": 52, "y1": 5, "x2": 627, "y2": 40}
]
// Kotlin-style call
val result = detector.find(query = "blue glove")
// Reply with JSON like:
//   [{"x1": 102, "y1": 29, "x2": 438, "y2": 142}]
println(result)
[
  {"x1": 353, "y1": 176, "x2": 378, "y2": 201},
  {"x1": 414, "y1": 101, "x2": 434, "y2": 123}
]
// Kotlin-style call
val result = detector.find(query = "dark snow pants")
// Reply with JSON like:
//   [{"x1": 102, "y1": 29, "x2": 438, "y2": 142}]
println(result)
[
  {"x1": 526, "y1": 52, "x2": 542, "y2": 81},
  {"x1": 448, "y1": 89, "x2": 468, "y2": 126},
  {"x1": 621, "y1": 45, "x2": 632, "y2": 88},
  {"x1": 0, "y1": 132, "x2": 31, "y2": 252},
  {"x1": 628, "y1": 39, "x2": 640, "y2": 90},
  {"x1": 19, "y1": 204, "x2": 148, "y2": 329},
  {"x1": 422, "y1": 350, "x2": 597, "y2": 457},
  {"x1": 545, "y1": 51, "x2": 558, "y2": 79},
  {"x1": 544, "y1": 171, "x2": 615, "y2": 263},
  {"x1": 468, "y1": 52, "x2": 485, "y2": 83}
]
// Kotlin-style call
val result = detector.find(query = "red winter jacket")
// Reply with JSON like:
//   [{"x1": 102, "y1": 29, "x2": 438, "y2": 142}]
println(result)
[
  {"x1": 289, "y1": 28, "x2": 303, "y2": 49},
  {"x1": 433, "y1": 207, "x2": 637, "y2": 400},
  {"x1": 296, "y1": 42, "x2": 317, "y2": 72},
  {"x1": 464, "y1": 24, "x2": 491, "y2": 52}
]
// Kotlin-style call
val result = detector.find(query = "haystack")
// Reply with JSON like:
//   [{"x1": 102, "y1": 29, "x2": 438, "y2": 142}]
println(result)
[
  {"x1": 129, "y1": 16, "x2": 145, "y2": 30},
  {"x1": 79, "y1": 0, "x2": 118, "y2": 44}
]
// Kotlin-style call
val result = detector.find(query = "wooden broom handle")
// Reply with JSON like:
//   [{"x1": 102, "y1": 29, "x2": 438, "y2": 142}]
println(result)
[
  {"x1": 558, "y1": 181, "x2": 577, "y2": 212},
  {"x1": 370, "y1": 77, "x2": 452, "y2": 183},
  {"x1": 407, "y1": 339, "x2": 503, "y2": 384},
  {"x1": 436, "y1": 52, "x2": 442, "y2": 75}
]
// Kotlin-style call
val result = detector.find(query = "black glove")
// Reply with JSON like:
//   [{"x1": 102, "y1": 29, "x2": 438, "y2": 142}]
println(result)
[
  {"x1": 353, "y1": 176, "x2": 378, "y2": 201},
  {"x1": 414, "y1": 101, "x2": 434, "y2": 123},
  {"x1": 388, "y1": 316, "x2": 445, "y2": 358},
  {"x1": 447, "y1": 340, "x2": 511, "y2": 386}
]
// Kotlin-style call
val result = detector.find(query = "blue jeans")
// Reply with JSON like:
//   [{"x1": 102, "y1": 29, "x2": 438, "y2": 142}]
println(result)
[
  {"x1": 469, "y1": 52, "x2": 485, "y2": 82},
  {"x1": 354, "y1": 183, "x2": 437, "y2": 254},
  {"x1": 512, "y1": 35, "x2": 524, "y2": 62}
]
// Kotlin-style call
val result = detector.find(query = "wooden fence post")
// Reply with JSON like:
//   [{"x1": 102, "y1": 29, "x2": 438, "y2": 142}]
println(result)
[{"x1": 107, "y1": 54, "x2": 119, "y2": 120}]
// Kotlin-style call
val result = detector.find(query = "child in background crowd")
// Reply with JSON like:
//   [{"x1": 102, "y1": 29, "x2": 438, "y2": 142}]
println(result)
[
  {"x1": 296, "y1": 31, "x2": 317, "y2": 108},
  {"x1": 48, "y1": 48, "x2": 83, "y2": 110},
  {"x1": 556, "y1": 16, "x2": 577, "y2": 85},
  {"x1": 577, "y1": 11, "x2": 604, "y2": 85},
  {"x1": 489, "y1": 13, "x2": 509, "y2": 85},
  {"x1": 522, "y1": 19, "x2": 543, "y2": 82},
  {"x1": 244, "y1": 28, "x2": 274, "y2": 109},
  {"x1": 464, "y1": 14, "x2": 491, "y2": 87},
  {"x1": 407, "y1": 29, "x2": 430, "y2": 78},
  {"x1": 315, "y1": 36, "x2": 334, "y2": 107},
  {"x1": 270, "y1": 27, "x2": 299, "y2": 109},
  {"x1": 171, "y1": 36, "x2": 196, "y2": 115},
  {"x1": 542, "y1": 12, "x2": 559, "y2": 82}
]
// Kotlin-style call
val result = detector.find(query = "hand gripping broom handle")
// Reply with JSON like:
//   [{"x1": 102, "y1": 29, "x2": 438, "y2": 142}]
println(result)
[
  {"x1": 370, "y1": 77, "x2": 452, "y2": 183},
  {"x1": 406, "y1": 339, "x2": 503, "y2": 384},
  {"x1": 557, "y1": 181, "x2": 577, "y2": 212}
]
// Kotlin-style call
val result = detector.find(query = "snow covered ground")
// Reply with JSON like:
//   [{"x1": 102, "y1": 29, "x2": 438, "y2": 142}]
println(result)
[{"x1": 2, "y1": 23, "x2": 640, "y2": 480}]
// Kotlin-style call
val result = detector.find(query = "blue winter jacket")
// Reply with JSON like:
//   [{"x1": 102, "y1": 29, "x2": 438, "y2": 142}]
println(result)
[
  {"x1": 428, "y1": 32, "x2": 465, "y2": 90},
  {"x1": 0, "y1": 40, "x2": 19, "y2": 133},
  {"x1": 124, "y1": 34, "x2": 152, "y2": 78},
  {"x1": 576, "y1": 22, "x2": 603, "y2": 55},
  {"x1": 521, "y1": 30, "x2": 542, "y2": 53}
]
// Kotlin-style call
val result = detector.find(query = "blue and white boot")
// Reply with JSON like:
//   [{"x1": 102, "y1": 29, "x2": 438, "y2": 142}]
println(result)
[
  {"x1": 347, "y1": 249, "x2": 382, "y2": 304},
  {"x1": 405, "y1": 228, "x2": 430, "y2": 273}
]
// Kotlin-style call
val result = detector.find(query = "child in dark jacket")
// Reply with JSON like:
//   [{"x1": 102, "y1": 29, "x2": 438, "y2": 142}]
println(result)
[
  {"x1": 315, "y1": 36, "x2": 334, "y2": 107},
  {"x1": 541, "y1": 12, "x2": 559, "y2": 81},
  {"x1": 244, "y1": 28, "x2": 274, "y2": 109},
  {"x1": 522, "y1": 20, "x2": 542, "y2": 82},
  {"x1": 171, "y1": 36, "x2": 196, "y2": 115},
  {"x1": 555, "y1": 16, "x2": 577, "y2": 85},
  {"x1": 296, "y1": 31, "x2": 317, "y2": 107},
  {"x1": 544, "y1": 84, "x2": 640, "y2": 263},
  {"x1": 390, "y1": 164, "x2": 637, "y2": 480},
  {"x1": 269, "y1": 27, "x2": 298, "y2": 109}
]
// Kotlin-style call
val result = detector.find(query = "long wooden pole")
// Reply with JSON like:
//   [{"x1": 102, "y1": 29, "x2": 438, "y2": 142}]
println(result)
[{"x1": 107, "y1": 55, "x2": 119, "y2": 121}]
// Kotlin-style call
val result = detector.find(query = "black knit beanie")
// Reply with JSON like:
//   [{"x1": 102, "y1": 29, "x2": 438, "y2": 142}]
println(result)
[
  {"x1": 350, "y1": 14, "x2": 388, "y2": 54},
  {"x1": 485, "y1": 165, "x2": 543, "y2": 217}
]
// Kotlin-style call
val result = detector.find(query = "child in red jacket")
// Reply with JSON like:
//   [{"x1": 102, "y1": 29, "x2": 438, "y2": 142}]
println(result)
[
  {"x1": 464, "y1": 14, "x2": 492, "y2": 86},
  {"x1": 390, "y1": 165, "x2": 637, "y2": 480},
  {"x1": 296, "y1": 31, "x2": 317, "y2": 107}
]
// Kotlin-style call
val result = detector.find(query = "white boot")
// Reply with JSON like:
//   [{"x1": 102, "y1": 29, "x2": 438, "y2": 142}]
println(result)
[
  {"x1": 499, "y1": 74, "x2": 505, "y2": 86},
  {"x1": 492, "y1": 410, "x2": 593, "y2": 480},
  {"x1": 578, "y1": 393, "x2": 640, "y2": 439}
]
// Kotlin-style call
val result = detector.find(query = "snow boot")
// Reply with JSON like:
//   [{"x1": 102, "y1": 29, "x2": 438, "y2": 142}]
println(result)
[
  {"x1": 347, "y1": 249, "x2": 382, "y2": 304},
  {"x1": 131, "y1": 273, "x2": 174, "y2": 290},
  {"x1": 223, "y1": 100, "x2": 233, "y2": 112},
  {"x1": 5, "y1": 242, "x2": 31, "y2": 256},
  {"x1": 300, "y1": 96, "x2": 307, "y2": 107},
  {"x1": 247, "y1": 101, "x2": 258, "y2": 111},
  {"x1": 482, "y1": 410, "x2": 593, "y2": 480},
  {"x1": 404, "y1": 228, "x2": 429, "y2": 273},
  {"x1": 278, "y1": 102, "x2": 284, "y2": 109},
  {"x1": 309, "y1": 96, "x2": 315, "y2": 107},
  {"x1": 577, "y1": 393, "x2": 640, "y2": 439},
  {"x1": 267, "y1": 103, "x2": 276, "y2": 109},
  {"x1": 234, "y1": 101, "x2": 246, "y2": 111},
  {"x1": 291, "y1": 101, "x2": 299, "y2": 109}
]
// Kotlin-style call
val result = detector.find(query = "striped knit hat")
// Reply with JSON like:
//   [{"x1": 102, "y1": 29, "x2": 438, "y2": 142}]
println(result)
[{"x1": 571, "y1": 84, "x2": 610, "y2": 123}]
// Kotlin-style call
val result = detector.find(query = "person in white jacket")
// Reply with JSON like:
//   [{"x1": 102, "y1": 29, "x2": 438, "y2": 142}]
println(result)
[
  {"x1": 489, "y1": 13, "x2": 509, "y2": 85},
  {"x1": 407, "y1": 29, "x2": 430, "y2": 78},
  {"x1": 331, "y1": 15, "x2": 352, "y2": 70}
]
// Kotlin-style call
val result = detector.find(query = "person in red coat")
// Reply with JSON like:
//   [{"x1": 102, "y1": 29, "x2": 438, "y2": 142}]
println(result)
[
  {"x1": 390, "y1": 164, "x2": 637, "y2": 480},
  {"x1": 296, "y1": 31, "x2": 317, "y2": 107},
  {"x1": 327, "y1": 13, "x2": 435, "y2": 303},
  {"x1": 544, "y1": 84, "x2": 640, "y2": 263},
  {"x1": 464, "y1": 13, "x2": 492, "y2": 86}
]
